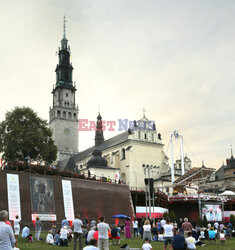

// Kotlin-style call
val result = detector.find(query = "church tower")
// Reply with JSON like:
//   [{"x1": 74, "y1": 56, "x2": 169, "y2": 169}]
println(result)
[{"x1": 49, "y1": 17, "x2": 78, "y2": 161}]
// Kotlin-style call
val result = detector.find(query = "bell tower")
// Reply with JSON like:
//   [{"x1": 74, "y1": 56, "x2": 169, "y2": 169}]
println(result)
[{"x1": 49, "y1": 17, "x2": 79, "y2": 161}]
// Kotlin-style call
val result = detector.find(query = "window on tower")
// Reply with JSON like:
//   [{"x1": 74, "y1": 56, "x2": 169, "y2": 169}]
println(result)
[
  {"x1": 73, "y1": 113, "x2": 77, "y2": 119},
  {"x1": 57, "y1": 110, "x2": 61, "y2": 118},
  {"x1": 66, "y1": 93, "x2": 68, "y2": 97},
  {"x1": 63, "y1": 111, "x2": 66, "y2": 118},
  {"x1": 68, "y1": 112, "x2": 71, "y2": 119}
]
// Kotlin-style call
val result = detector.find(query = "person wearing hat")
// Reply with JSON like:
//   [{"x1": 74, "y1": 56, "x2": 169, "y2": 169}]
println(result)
[
  {"x1": 0, "y1": 210, "x2": 15, "y2": 249},
  {"x1": 60, "y1": 225, "x2": 69, "y2": 246}
]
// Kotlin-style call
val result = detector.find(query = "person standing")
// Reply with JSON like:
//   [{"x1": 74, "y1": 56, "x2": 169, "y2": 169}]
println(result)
[
  {"x1": 132, "y1": 218, "x2": 139, "y2": 237},
  {"x1": 161, "y1": 217, "x2": 166, "y2": 233},
  {"x1": 35, "y1": 216, "x2": 43, "y2": 241},
  {"x1": 97, "y1": 216, "x2": 110, "y2": 250},
  {"x1": 143, "y1": 220, "x2": 152, "y2": 242},
  {"x1": 125, "y1": 218, "x2": 131, "y2": 238},
  {"x1": 61, "y1": 217, "x2": 69, "y2": 228},
  {"x1": 73, "y1": 214, "x2": 83, "y2": 250},
  {"x1": 182, "y1": 218, "x2": 192, "y2": 239},
  {"x1": 173, "y1": 229, "x2": 185, "y2": 250},
  {"x1": 163, "y1": 218, "x2": 174, "y2": 250},
  {"x1": 0, "y1": 210, "x2": 15, "y2": 249},
  {"x1": 13, "y1": 215, "x2": 20, "y2": 245}
]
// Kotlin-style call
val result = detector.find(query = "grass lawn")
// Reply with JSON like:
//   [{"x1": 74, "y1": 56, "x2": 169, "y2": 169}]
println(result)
[{"x1": 17, "y1": 232, "x2": 235, "y2": 249}]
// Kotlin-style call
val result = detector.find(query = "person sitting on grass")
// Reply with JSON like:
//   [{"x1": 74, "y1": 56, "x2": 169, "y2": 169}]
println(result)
[
  {"x1": 185, "y1": 232, "x2": 196, "y2": 250},
  {"x1": 142, "y1": 237, "x2": 153, "y2": 250},
  {"x1": 22, "y1": 224, "x2": 33, "y2": 242},
  {"x1": 111, "y1": 225, "x2": 121, "y2": 245},
  {"x1": 46, "y1": 229, "x2": 54, "y2": 244},
  {"x1": 219, "y1": 230, "x2": 226, "y2": 245},
  {"x1": 54, "y1": 229, "x2": 60, "y2": 245},
  {"x1": 60, "y1": 225, "x2": 69, "y2": 246},
  {"x1": 51, "y1": 225, "x2": 56, "y2": 237},
  {"x1": 173, "y1": 229, "x2": 185, "y2": 250},
  {"x1": 208, "y1": 227, "x2": 216, "y2": 244},
  {"x1": 83, "y1": 238, "x2": 99, "y2": 250}
]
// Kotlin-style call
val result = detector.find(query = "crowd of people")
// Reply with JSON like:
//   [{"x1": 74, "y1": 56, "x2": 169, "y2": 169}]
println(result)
[{"x1": 0, "y1": 209, "x2": 234, "y2": 250}]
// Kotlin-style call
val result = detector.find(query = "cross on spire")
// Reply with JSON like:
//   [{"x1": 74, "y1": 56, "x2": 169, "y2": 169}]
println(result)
[
  {"x1": 231, "y1": 145, "x2": 233, "y2": 157},
  {"x1": 142, "y1": 107, "x2": 146, "y2": 118}
]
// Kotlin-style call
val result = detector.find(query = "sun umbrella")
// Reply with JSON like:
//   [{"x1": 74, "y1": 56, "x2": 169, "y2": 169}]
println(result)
[
  {"x1": 219, "y1": 190, "x2": 235, "y2": 196},
  {"x1": 112, "y1": 214, "x2": 131, "y2": 219}
]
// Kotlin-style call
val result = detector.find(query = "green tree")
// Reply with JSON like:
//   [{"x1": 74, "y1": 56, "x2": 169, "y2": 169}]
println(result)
[
  {"x1": 196, "y1": 216, "x2": 203, "y2": 227},
  {"x1": 169, "y1": 210, "x2": 176, "y2": 222},
  {"x1": 163, "y1": 211, "x2": 169, "y2": 219},
  {"x1": 0, "y1": 107, "x2": 57, "y2": 164},
  {"x1": 230, "y1": 214, "x2": 235, "y2": 227},
  {"x1": 202, "y1": 215, "x2": 208, "y2": 227}
]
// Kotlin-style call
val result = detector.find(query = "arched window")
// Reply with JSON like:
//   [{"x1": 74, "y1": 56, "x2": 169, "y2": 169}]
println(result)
[
  {"x1": 73, "y1": 113, "x2": 77, "y2": 119},
  {"x1": 57, "y1": 110, "x2": 61, "y2": 118},
  {"x1": 121, "y1": 148, "x2": 126, "y2": 160},
  {"x1": 68, "y1": 112, "x2": 72, "y2": 119},
  {"x1": 144, "y1": 133, "x2": 147, "y2": 140},
  {"x1": 63, "y1": 111, "x2": 66, "y2": 118}
]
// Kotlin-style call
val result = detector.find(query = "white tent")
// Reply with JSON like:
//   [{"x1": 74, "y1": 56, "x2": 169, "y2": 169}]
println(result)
[{"x1": 219, "y1": 190, "x2": 235, "y2": 196}]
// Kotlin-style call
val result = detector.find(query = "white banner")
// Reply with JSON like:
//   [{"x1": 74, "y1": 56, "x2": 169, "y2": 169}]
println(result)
[
  {"x1": 62, "y1": 180, "x2": 74, "y2": 221},
  {"x1": 32, "y1": 214, "x2": 57, "y2": 221},
  {"x1": 7, "y1": 174, "x2": 21, "y2": 220}
]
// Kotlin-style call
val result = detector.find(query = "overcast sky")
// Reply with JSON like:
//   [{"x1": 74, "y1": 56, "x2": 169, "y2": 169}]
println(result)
[{"x1": 1, "y1": 0, "x2": 235, "y2": 169}]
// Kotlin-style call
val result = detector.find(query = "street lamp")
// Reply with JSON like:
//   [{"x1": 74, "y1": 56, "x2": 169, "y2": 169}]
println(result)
[{"x1": 142, "y1": 164, "x2": 156, "y2": 223}]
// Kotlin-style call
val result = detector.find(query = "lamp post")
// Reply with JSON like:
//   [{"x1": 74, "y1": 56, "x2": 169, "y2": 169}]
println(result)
[{"x1": 143, "y1": 164, "x2": 156, "y2": 223}]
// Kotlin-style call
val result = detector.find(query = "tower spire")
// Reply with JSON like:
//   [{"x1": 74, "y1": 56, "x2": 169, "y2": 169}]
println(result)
[
  {"x1": 63, "y1": 15, "x2": 66, "y2": 38},
  {"x1": 95, "y1": 112, "x2": 104, "y2": 147}
]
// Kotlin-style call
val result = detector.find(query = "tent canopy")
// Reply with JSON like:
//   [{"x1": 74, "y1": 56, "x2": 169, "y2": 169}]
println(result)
[
  {"x1": 219, "y1": 190, "x2": 235, "y2": 196},
  {"x1": 112, "y1": 214, "x2": 131, "y2": 219}
]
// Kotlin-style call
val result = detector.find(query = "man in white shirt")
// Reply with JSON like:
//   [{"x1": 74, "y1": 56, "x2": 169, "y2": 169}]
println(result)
[
  {"x1": 163, "y1": 219, "x2": 174, "y2": 250},
  {"x1": 97, "y1": 216, "x2": 110, "y2": 250},
  {"x1": 87, "y1": 227, "x2": 95, "y2": 243},
  {"x1": 132, "y1": 218, "x2": 139, "y2": 237},
  {"x1": 83, "y1": 239, "x2": 99, "y2": 250},
  {"x1": 142, "y1": 238, "x2": 153, "y2": 250},
  {"x1": 160, "y1": 218, "x2": 166, "y2": 233},
  {"x1": 0, "y1": 210, "x2": 15, "y2": 249},
  {"x1": 186, "y1": 232, "x2": 196, "y2": 249},
  {"x1": 73, "y1": 214, "x2": 83, "y2": 250}
]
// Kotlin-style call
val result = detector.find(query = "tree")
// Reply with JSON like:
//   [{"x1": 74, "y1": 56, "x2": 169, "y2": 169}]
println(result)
[
  {"x1": 202, "y1": 215, "x2": 208, "y2": 227},
  {"x1": 163, "y1": 211, "x2": 169, "y2": 219},
  {"x1": 169, "y1": 210, "x2": 176, "y2": 222},
  {"x1": 0, "y1": 107, "x2": 57, "y2": 164},
  {"x1": 230, "y1": 214, "x2": 235, "y2": 227},
  {"x1": 196, "y1": 216, "x2": 203, "y2": 227}
]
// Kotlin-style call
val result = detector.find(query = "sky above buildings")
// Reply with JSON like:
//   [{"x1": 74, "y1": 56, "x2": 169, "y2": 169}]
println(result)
[{"x1": 1, "y1": 0, "x2": 235, "y2": 168}]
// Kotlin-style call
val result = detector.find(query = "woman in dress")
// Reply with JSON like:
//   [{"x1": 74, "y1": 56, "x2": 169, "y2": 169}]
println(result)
[
  {"x1": 143, "y1": 219, "x2": 152, "y2": 242},
  {"x1": 14, "y1": 215, "x2": 21, "y2": 246},
  {"x1": 125, "y1": 218, "x2": 131, "y2": 238}
]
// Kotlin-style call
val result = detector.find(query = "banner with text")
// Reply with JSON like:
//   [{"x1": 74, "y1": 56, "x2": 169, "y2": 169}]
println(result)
[
  {"x1": 62, "y1": 180, "x2": 74, "y2": 221},
  {"x1": 7, "y1": 174, "x2": 21, "y2": 220}
]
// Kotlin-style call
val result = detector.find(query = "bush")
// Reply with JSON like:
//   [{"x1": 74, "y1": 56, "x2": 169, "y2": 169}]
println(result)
[
  {"x1": 230, "y1": 214, "x2": 235, "y2": 227},
  {"x1": 163, "y1": 211, "x2": 169, "y2": 219},
  {"x1": 196, "y1": 216, "x2": 203, "y2": 227},
  {"x1": 169, "y1": 210, "x2": 176, "y2": 222},
  {"x1": 202, "y1": 215, "x2": 208, "y2": 227}
]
